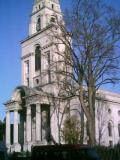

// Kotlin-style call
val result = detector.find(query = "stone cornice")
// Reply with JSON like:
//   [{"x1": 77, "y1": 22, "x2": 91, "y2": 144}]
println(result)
[
  {"x1": 21, "y1": 52, "x2": 34, "y2": 60},
  {"x1": 96, "y1": 90, "x2": 120, "y2": 105},
  {"x1": 42, "y1": 43, "x2": 53, "y2": 50},
  {"x1": 4, "y1": 100, "x2": 21, "y2": 106},
  {"x1": 31, "y1": 6, "x2": 61, "y2": 17},
  {"x1": 4, "y1": 100, "x2": 22, "y2": 111},
  {"x1": 96, "y1": 97, "x2": 120, "y2": 106},
  {"x1": 25, "y1": 93, "x2": 54, "y2": 105},
  {"x1": 20, "y1": 25, "x2": 53, "y2": 44}
]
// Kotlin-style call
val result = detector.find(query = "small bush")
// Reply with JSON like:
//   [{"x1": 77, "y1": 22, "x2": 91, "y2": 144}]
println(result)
[
  {"x1": 9, "y1": 152, "x2": 31, "y2": 160},
  {"x1": 96, "y1": 144, "x2": 120, "y2": 160}
]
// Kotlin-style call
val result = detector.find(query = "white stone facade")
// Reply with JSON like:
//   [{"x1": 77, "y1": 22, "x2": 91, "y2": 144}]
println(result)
[
  {"x1": 95, "y1": 90, "x2": 120, "y2": 146},
  {"x1": 4, "y1": 0, "x2": 120, "y2": 153}
]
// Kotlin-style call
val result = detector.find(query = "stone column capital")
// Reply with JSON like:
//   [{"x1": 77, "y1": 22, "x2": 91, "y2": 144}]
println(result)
[
  {"x1": 14, "y1": 108, "x2": 19, "y2": 111},
  {"x1": 36, "y1": 102, "x2": 40, "y2": 105},
  {"x1": 26, "y1": 104, "x2": 31, "y2": 108}
]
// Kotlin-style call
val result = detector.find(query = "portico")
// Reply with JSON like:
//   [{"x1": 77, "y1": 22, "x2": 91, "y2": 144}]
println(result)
[
  {"x1": 5, "y1": 101, "x2": 22, "y2": 152},
  {"x1": 5, "y1": 86, "x2": 52, "y2": 152}
]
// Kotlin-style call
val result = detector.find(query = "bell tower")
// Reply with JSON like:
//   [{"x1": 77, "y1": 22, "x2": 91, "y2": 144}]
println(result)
[
  {"x1": 21, "y1": 0, "x2": 63, "y2": 95},
  {"x1": 29, "y1": 0, "x2": 61, "y2": 35}
]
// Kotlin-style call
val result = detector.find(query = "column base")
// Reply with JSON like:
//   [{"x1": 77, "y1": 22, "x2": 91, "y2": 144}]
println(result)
[
  {"x1": 11, "y1": 143, "x2": 21, "y2": 152},
  {"x1": 33, "y1": 140, "x2": 48, "y2": 146},
  {"x1": 41, "y1": 140, "x2": 48, "y2": 145},
  {"x1": 14, "y1": 143, "x2": 21, "y2": 152},
  {"x1": 24, "y1": 142, "x2": 32, "y2": 152},
  {"x1": 6, "y1": 144, "x2": 11, "y2": 153}
]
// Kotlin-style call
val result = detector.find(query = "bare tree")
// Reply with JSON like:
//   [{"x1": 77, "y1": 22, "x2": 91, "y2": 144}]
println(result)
[{"x1": 47, "y1": 0, "x2": 120, "y2": 145}]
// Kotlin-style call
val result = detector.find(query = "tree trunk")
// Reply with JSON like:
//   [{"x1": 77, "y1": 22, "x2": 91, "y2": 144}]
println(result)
[
  {"x1": 88, "y1": 117, "x2": 96, "y2": 146},
  {"x1": 78, "y1": 85, "x2": 96, "y2": 146},
  {"x1": 80, "y1": 108, "x2": 84, "y2": 144}
]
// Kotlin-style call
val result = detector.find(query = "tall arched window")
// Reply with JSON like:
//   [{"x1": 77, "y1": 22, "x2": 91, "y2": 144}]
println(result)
[
  {"x1": 36, "y1": 17, "x2": 41, "y2": 31},
  {"x1": 118, "y1": 124, "x2": 120, "y2": 137},
  {"x1": 108, "y1": 108, "x2": 111, "y2": 114},
  {"x1": 108, "y1": 122, "x2": 112, "y2": 137},
  {"x1": 35, "y1": 45, "x2": 41, "y2": 72},
  {"x1": 47, "y1": 51, "x2": 51, "y2": 83}
]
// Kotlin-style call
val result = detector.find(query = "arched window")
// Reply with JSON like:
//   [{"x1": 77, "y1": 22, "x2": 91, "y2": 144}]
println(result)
[
  {"x1": 35, "y1": 45, "x2": 41, "y2": 72},
  {"x1": 108, "y1": 122, "x2": 112, "y2": 137},
  {"x1": 36, "y1": 17, "x2": 41, "y2": 31},
  {"x1": 52, "y1": 4, "x2": 54, "y2": 10},
  {"x1": 47, "y1": 51, "x2": 51, "y2": 83},
  {"x1": 50, "y1": 17, "x2": 55, "y2": 23},
  {"x1": 108, "y1": 108, "x2": 111, "y2": 114},
  {"x1": 118, "y1": 110, "x2": 120, "y2": 116},
  {"x1": 50, "y1": 15, "x2": 57, "y2": 24},
  {"x1": 118, "y1": 124, "x2": 120, "y2": 137},
  {"x1": 109, "y1": 140, "x2": 113, "y2": 147}
]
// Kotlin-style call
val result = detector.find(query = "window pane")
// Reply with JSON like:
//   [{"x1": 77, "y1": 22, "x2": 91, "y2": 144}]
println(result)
[
  {"x1": 35, "y1": 46, "x2": 41, "y2": 71},
  {"x1": 118, "y1": 124, "x2": 120, "y2": 137},
  {"x1": 108, "y1": 122, "x2": 112, "y2": 137},
  {"x1": 36, "y1": 17, "x2": 41, "y2": 31},
  {"x1": 47, "y1": 51, "x2": 51, "y2": 83}
]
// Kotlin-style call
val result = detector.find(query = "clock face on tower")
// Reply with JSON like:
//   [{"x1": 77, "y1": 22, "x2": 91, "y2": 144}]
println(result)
[{"x1": 36, "y1": 17, "x2": 41, "y2": 31}]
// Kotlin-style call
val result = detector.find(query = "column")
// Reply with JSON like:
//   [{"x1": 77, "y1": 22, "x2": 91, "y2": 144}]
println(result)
[
  {"x1": 19, "y1": 113, "x2": 24, "y2": 146},
  {"x1": 26, "y1": 106, "x2": 31, "y2": 142},
  {"x1": 14, "y1": 110, "x2": 19, "y2": 144},
  {"x1": 6, "y1": 111, "x2": 11, "y2": 146},
  {"x1": 36, "y1": 103, "x2": 41, "y2": 141}
]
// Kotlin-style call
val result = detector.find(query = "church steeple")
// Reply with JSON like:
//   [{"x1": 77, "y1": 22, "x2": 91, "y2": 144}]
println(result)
[
  {"x1": 21, "y1": 0, "x2": 63, "y2": 88},
  {"x1": 29, "y1": 0, "x2": 62, "y2": 36}
]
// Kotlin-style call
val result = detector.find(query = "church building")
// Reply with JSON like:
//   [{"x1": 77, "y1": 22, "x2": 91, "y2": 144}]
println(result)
[
  {"x1": 4, "y1": 0, "x2": 120, "y2": 153},
  {"x1": 4, "y1": 0, "x2": 66, "y2": 152}
]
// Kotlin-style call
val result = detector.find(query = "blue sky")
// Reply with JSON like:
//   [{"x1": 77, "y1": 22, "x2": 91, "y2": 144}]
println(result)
[{"x1": 0, "y1": 0, "x2": 120, "y2": 120}]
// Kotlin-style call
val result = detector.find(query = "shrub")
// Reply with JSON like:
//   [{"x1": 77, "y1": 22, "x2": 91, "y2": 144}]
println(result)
[{"x1": 96, "y1": 144, "x2": 120, "y2": 160}]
